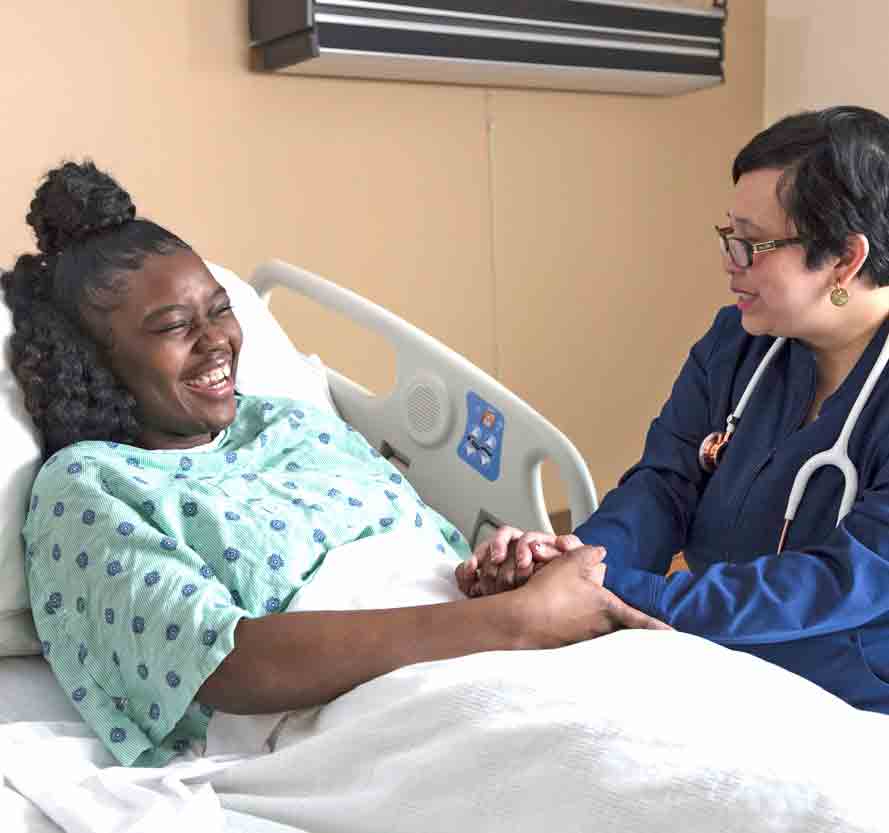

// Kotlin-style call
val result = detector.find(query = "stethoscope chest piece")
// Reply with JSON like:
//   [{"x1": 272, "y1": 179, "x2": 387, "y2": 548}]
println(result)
[
  {"x1": 699, "y1": 431, "x2": 730, "y2": 473},
  {"x1": 697, "y1": 338, "x2": 787, "y2": 477}
]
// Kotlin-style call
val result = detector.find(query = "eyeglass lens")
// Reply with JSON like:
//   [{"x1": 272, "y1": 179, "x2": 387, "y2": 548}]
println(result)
[{"x1": 718, "y1": 235, "x2": 752, "y2": 268}]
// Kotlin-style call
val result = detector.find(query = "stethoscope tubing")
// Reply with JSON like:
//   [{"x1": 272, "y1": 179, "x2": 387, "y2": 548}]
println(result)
[
  {"x1": 786, "y1": 329, "x2": 889, "y2": 523},
  {"x1": 731, "y1": 337, "x2": 787, "y2": 432},
  {"x1": 701, "y1": 326, "x2": 889, "y2": 553}
]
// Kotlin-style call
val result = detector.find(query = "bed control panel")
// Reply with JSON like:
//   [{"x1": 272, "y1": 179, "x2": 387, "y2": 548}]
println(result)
[{"x1": 458, "y1": 392, "x2": 504, "y2": 482}]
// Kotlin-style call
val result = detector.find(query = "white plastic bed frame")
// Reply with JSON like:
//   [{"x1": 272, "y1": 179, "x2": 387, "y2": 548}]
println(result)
[{"x1": 250, "y1": 259, "x2": 598, "y2": 547}]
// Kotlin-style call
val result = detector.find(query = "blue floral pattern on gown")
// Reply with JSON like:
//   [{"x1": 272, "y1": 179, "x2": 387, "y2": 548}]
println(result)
[{"x1": 24, "y1": 395, "x2": 468, "y2": 767}]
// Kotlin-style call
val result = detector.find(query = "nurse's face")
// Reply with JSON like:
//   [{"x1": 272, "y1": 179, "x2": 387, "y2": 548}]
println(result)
[
  {"x1": 88, "y1": 249, "x2": 243, "y2": 450},
  {"x1": 726, "y1": 168, "x2": 839, "y2": 341}
]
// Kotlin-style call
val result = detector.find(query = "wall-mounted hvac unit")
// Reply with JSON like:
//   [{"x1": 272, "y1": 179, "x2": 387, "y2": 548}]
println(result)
[{"x1": 249, "y1": 1, "x2": 727, "y2": 96}]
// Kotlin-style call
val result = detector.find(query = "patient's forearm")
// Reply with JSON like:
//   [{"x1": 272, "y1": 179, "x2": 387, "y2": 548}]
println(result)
[{"x1": 197, "y1": 596, "x2": 527, "y2": 714}]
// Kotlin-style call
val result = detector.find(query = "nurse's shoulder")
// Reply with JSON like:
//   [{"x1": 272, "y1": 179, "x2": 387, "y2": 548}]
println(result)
[{"x1": 692, "y1": 304, "x2": 762, "y2": 374}]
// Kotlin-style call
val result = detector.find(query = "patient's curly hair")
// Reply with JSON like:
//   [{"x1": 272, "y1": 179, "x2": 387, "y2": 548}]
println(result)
[{"x1": 2, "y1": 161, "x2": 191, "y2": 458}]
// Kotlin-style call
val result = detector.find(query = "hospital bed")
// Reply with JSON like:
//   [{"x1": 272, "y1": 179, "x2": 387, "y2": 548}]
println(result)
[{"x1": 2, "y1": 261, "x2": 888, "y2": 833}]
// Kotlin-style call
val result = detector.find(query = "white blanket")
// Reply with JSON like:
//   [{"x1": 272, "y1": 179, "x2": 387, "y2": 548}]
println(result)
[
  {"x1": 207, "y1": 531, "x2": 889, "y2": 833},
  {"x1": 208, "y1": 638, "x2": 889, "y2": 833},
  {"x1": 4, "y1": 530, "x2": 889, "y2": 832}
]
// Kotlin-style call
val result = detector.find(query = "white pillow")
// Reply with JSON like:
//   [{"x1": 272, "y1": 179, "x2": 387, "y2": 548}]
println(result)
[
  {"x1": 0, "y1": 260, "x2": 336, "y2": 657},
  {"x1": 0, "y1": 295, "x2": 43, "y2": 655}
]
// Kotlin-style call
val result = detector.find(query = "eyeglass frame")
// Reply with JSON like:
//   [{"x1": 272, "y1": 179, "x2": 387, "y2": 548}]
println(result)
[{"x1": 715, "y1": 224, "x2": 805, "y2": 269}]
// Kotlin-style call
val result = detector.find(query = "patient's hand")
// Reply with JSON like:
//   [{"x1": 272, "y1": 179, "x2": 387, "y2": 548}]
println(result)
[
  {"x1": 455, "y1": 526, "x2": 588, "y2": 597},
  {"x1": 517, "y1": 546, "x2": 671, "y2": 644}
]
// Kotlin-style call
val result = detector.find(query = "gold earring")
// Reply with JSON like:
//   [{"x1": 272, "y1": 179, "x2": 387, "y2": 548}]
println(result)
[{"x1": 830, "y1": 282, "x2": 850, "y2": 307}]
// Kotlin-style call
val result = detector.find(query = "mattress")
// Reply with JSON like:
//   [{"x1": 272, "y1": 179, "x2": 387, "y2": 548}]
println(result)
[{"x1": 0, "y1": 656, "x2": 80, "y2": 724}]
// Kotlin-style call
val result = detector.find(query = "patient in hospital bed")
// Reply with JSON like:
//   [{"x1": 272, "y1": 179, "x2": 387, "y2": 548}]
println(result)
[{"x1": 2, "y1": 160, "x2": 667, "y2": 767}]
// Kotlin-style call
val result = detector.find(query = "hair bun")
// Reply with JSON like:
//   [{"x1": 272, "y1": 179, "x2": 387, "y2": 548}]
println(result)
[{"x1": 27, "y1": 161, "x2": 136, "y2": 255}]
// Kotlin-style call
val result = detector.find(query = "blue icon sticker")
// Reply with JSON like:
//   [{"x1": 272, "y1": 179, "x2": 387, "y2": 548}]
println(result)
[{"x1": 457, "y1": 393, "x2": 504, "y2": 482}]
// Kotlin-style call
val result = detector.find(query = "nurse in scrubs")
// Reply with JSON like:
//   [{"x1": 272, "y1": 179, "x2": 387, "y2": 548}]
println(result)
[{"x1": 458, "y1": 105, "x2": 889, "y2": 715}]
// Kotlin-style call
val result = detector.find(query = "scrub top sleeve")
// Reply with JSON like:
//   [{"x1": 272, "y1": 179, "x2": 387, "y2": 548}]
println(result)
[
  {"x1": 602, "y1": 564, "x2": 664, "y2": 616},
  {"x1": 574, "y1": 308, "x2": 730, "y2": 574},
  {"x1": 604, "y1": 470, "x2": 889, "y2": 646}
]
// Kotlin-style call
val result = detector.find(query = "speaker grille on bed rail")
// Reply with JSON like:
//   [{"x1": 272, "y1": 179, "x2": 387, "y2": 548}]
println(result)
[
  {"x1": 403, "y1": 375, "x2": 452, "y2": 447},
  {"x1": 407, "y1": 384, "x2": 440, "y2": 434}
]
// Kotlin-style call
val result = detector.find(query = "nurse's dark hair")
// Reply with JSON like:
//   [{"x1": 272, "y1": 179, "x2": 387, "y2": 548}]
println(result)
[
  {"x1": 1, "y1": 160, "x2": 191, "y2": 458},
  {"x1": 732, "y1": 106, "x2": 889, "y2": 286}
]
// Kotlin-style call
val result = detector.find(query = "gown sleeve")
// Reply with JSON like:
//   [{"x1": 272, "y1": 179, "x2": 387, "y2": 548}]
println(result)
[{"x1": 24, "y1": 450, "x2": 246, "y2": 766}]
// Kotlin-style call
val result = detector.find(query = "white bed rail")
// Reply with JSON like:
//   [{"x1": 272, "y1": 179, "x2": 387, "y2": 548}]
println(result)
[{"x1": 250, "y1": 260, "x2": 597, "y2": 546}]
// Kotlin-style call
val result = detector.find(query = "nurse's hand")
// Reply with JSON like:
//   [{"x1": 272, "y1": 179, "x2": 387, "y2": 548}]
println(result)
[
  {"x1": 516, "y1": 546, "x2": 671, "y2": 645},
  {"x1": 455, "y1": 526, "x2": 588, "y2": 597}
]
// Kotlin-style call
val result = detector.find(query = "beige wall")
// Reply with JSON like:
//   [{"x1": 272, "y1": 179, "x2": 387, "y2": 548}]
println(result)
[
  {"x1": 766, "y1": 0, "x2": 889, "y2": 125},
  {"x1": 0, "y1": 1, "x2": 765, "y2": 517}
]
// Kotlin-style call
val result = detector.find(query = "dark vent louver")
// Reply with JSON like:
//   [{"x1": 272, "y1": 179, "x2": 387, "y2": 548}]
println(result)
[{"x1": 249, "y1": 1, "x2": 727, "y2": 96}]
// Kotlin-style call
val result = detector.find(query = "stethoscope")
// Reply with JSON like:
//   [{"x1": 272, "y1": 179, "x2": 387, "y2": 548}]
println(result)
[{"x1": 698, "y1": 330, "x2": 889, "y2": 553}]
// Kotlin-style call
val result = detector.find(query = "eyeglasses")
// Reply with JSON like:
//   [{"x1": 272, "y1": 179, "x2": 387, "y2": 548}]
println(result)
[{"x1": 715, "y1": 224, "x2": 804, "y2": 269}]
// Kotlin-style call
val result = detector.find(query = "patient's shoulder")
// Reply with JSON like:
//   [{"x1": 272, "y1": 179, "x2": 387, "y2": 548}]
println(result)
[
  {"x1": 32, "y1": 442, "x2": 109, "y2": 483},
  {"x1": 232, "y1": 393, "x2": 337, "y2": 428}
]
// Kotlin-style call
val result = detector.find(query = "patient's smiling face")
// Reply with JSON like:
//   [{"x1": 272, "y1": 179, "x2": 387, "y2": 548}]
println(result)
[{"x1": 88, "y1": 249, "x2": 243, "y2": 450}]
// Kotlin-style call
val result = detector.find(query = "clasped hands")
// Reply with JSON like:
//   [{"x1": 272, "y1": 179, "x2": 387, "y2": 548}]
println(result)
[{"x1": 454, "y1": 526, "x2": 670, "y2": 641}]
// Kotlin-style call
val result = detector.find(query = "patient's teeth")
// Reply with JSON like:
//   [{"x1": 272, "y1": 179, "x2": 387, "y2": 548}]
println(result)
[{"x1": 186, "y1": 363, "x2": 231, "y2": 388}]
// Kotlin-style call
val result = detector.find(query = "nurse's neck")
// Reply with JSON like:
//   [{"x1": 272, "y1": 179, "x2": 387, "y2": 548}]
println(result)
[{"x1": 807, "y1": 288, "x2": 889, "y2": 395}]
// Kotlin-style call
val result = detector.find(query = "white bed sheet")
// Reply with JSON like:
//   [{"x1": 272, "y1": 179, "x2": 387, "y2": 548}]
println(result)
[
  {"x1": 0, "y1": 660, "x2": 309, "y2": 833},
  {"x1": 0, "y1": 657, "x2": 81, "y2": 724},
  {"x1": 1, "y1": 718, "x2": 301, "y2": 833},
  {"x1": 3, "y1": 531, "x2": 889, "y2": 833}
]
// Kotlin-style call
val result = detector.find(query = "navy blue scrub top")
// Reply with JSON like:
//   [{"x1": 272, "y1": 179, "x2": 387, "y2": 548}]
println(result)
[{"x1": 575, "y1": 306, "x2": 889, "y2": 714}]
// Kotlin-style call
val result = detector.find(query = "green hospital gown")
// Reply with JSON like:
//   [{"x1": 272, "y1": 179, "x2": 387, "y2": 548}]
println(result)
[{"x1": 24, "y1": 395, "x2": 469, "y2": 766}]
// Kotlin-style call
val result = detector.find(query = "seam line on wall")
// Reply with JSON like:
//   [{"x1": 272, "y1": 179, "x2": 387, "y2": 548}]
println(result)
[{"x1": 484, "y1": 89, "x2": 502, "y2": 381}]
